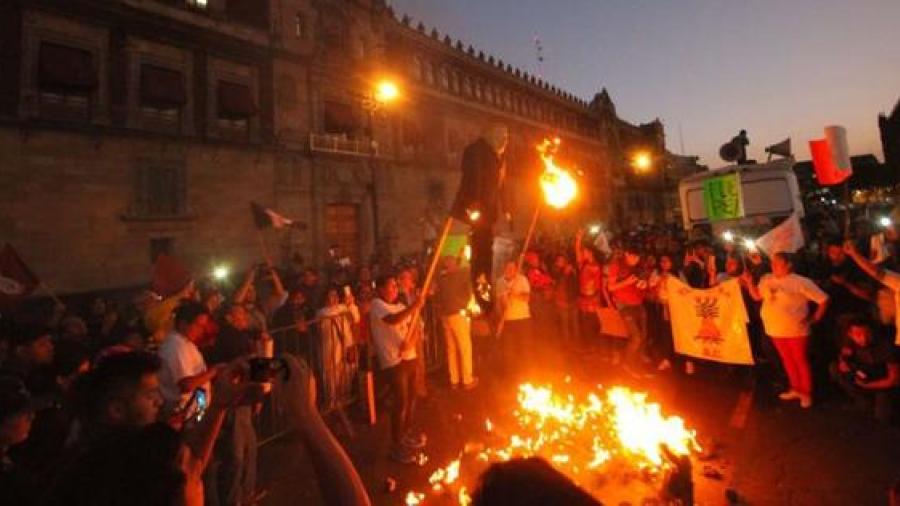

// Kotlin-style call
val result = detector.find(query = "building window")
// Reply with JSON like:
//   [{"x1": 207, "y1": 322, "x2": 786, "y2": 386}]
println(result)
[
  {"x1": 133, "y1": 165, "x2": 187, "y2": 218},
  {"x1": 216, "y1": 80, "x2": 256, "y2": 138},
  {"x1": 424, "y1": 61, "x2": 435, "y2": 85},
  {"x1": 474, "y1": 81, "x2": 483, "y2": 100},
  {"x1": 504, "y1": 91, "x2": 511, "y2": 110},
  {"x1": 412, "y1": 55, "x2": 422, "y2": 81},
  {"x1": 323, "y1": 100, "x2": 357, "y2": 136},
  {"x1": 37, "y1": 42, "x2": 97, "y2": 122},
  {"x1": 295, "y1": 14, "x2": 304, "y2": 37},
  {"x1": 439, "y1": 67, "x2": 449, "y2": 90},
  {"x1": 450, "y1": 71, "x2": 460, "y2": 93},
  {"x1": 462, "y1": 76, "x2": 472, "y2": 96},
  {"x1": 186, "y1": 0, "x2": 208, "y2": 9},
  {"x1": 140, "y1": 64, "x2": 186, "y2": 132}
]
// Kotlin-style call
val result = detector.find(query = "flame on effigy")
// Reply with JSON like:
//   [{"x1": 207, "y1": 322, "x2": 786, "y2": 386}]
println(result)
[
  {"x1": 537, "y1": 138, "x2": 577, "y2": 209},
  {"x1": 411, "y1": 382, "x2": 700, "y2": 504}
]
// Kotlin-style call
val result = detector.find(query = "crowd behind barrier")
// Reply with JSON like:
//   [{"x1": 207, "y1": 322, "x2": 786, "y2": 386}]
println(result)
[{"x1": 3, "y1": 212, "x2": 900, "y2": 506}]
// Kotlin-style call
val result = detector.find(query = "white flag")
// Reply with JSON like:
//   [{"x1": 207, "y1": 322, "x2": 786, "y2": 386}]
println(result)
[
  {"x1": 667, "y1": 277, "x2": 754, "y2": 365},
  {"x1": 756, "y1": 213, "x2": 805, "y2": 256}
]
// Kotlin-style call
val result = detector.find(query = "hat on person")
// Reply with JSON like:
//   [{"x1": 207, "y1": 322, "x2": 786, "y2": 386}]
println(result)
[{"x1": 0, "y1": 375, "x2": 34, "y2": 421}]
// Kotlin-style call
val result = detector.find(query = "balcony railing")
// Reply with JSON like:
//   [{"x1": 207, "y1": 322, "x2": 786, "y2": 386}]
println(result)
[{"x1": 309, "y1": 133, "x2": 378, "y2": 157}]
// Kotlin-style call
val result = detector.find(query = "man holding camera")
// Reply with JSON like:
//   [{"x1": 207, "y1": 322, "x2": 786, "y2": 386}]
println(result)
[
  {"x1": 213, "y1": 303, "x2": 269, "y2": 506},
  {"x1": 830, "y1": 316, "x2": 899, "y2": 423}
]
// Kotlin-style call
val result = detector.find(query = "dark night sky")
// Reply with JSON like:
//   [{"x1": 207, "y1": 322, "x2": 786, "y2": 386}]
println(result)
[{"x1": 390, "y1": 0, "x2": 900, "y2": 166}]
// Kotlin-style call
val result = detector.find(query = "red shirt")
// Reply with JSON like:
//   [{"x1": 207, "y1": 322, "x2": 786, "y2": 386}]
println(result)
[
  {"x1": 607, "y1": 262, "x2": 645, "y2": 307},
  {"x1": 577, "y1": 261, "x2": 603, "y2": 312}
]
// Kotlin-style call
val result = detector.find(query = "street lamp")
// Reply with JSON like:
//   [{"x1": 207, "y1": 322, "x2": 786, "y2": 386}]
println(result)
[
  {"x1": 632, "y1": 151, "x2": 653, "y2": 173},
  {"x1": 363, "y1": 78, "x2": 401, "y2": 260},
  {"x1": 374, "y1": 79, "x2": 399, "y2": 103}
]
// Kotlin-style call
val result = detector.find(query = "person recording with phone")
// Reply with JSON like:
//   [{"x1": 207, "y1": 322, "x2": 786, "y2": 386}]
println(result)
[{"x1": 47, "y1": 350, "x2": 265, "y2": 506}]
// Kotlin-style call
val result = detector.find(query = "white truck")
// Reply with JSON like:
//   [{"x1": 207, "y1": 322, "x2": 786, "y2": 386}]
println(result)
[{"x1": 677, "y1": 157, "x2": 805, "y2": 235}]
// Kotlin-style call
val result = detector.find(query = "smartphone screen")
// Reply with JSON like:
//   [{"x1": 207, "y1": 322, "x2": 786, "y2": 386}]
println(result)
[{"x1": 179, "y1": 388, "x2": 208, "y2": 423}]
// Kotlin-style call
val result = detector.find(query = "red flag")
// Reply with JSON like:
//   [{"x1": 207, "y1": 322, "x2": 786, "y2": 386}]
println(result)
[
  {"x1": 809, "y1": 138, "x2": 850, "y2": 186},
  {"x1": 0, "y1": 244, "x2": 40, "y2": 309},
  {"x1": 151, "y1": 254, "x2": 192, "y2": 298}
]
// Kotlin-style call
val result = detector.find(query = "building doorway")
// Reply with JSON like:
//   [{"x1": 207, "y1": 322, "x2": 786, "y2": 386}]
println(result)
[{"x1": 324, "y1": 203, "x2": 361, "y2": 264}]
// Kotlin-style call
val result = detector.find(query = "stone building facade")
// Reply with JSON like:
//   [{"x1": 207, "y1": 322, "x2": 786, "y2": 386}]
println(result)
[{"x1": 0, "y1": 0, "x2": 665, "y2": 294}]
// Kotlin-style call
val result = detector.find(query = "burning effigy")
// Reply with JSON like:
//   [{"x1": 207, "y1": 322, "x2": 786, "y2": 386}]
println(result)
[{"x1": 404, "y1": 379, "x2": 701, "y2": 505}]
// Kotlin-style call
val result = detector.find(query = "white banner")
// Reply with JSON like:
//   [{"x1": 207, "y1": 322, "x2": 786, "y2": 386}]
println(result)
[
  {"x1": 756, "y1": 212, "x2": 805, "y2": 256},
  {"x1": 667, "y1": 277, "x2": 754, "y2": 365}
]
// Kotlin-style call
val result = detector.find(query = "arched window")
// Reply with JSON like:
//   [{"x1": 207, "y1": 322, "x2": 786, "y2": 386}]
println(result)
[
  {"x1": 474, "y1": 81, "x2": 483, "y2": 100},
  {"x1": 450, "y1": 71, "x2": 460, "y2": 93},
  {"x1": 462, "y1": 76, "x2": 472, "y2": 96},
  {"x1": 485, "y1": 85, "x2": 494, "y2": 104}
]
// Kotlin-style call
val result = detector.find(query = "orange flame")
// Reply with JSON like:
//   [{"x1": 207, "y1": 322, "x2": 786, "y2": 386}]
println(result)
[
  {"x1": 407, "y1": 382, "x2": 700, "y2": 504},
  {"x1": 537, "y1": 138, "x2": 577, "y2": 209}
]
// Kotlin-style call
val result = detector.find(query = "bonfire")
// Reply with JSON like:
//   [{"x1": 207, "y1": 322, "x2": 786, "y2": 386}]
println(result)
[{"x1": 404, "y1": 380, "x2": 701, "y2": 505}]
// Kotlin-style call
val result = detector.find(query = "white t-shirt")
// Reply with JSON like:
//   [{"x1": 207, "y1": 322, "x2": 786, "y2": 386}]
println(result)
[
  {"x1": 158, "y1": 331, "x2": 209, "y2": 408},
  {"x1": 369, "y1": 298, "x2": 417, "y2": 370},
  {"x1": 877, "y1": 270, "x2": 900, "y2": 346},
  {"x1": 495, "y1": 274, "x2": 530, "y2": 321},
  {"x1": 758, "y1": 273, "x2": 829, "y2": 337}
]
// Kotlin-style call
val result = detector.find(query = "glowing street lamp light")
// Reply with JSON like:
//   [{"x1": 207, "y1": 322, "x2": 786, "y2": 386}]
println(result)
[
  {"x1": 632, "y1": 151, "x2": 653, "y2": 172},
  {"x1": 721, "y1": 230, "x2": 735, "y2": 243},
  {"x1": 374, "y1": 79, "x2": 400, "y2": 104},
  {"x1": 742, "y1": 238, "x2": 757, "y2": 252},
  {"x1": 879, "y1": 216, "x2": 892, "y2": 228}
]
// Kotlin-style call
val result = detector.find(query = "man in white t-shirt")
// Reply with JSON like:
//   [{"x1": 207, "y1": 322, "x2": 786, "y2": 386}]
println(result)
[
  {"x1": 495, "y1": 260, "x2": 532, "y2": 376},
  {"x1": 157, "y1": 301, "x2": 222, "y2": 416},
  {"x1": 844, "y1": 240, "x2": 900, "y2": 347},
  {"x1": 744, "y1": 252, "x2": 829, "y2": 408},
  {"x1": 369, "y1": 275, "x2": 426, "y2": 464}
]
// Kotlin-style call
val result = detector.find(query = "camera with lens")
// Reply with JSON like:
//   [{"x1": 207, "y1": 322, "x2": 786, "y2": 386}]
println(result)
[{"x1": 248, "y1": 357, "x2": 290, "y2": 383}]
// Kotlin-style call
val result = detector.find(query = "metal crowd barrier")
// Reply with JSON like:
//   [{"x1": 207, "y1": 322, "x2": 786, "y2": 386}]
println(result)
[{"x1": 255, "y1": 302, "x2": 447, "y2": 446}]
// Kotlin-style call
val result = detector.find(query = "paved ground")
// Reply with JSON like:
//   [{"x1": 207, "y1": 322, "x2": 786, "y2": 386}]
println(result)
[{"x1": 259, "y1": 351, "x2": 900, "y2": 506}]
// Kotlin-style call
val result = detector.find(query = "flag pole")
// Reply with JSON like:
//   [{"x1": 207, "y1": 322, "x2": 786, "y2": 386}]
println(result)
[
  {"x1": 495, "y1": 205, "x2": 541, "y2": 339},
  {"x1": 842, "y1": 180, "x2": 851, "y2": 238},
  {"x1": 256, "y1": 230, "x2": 273, "y2": 266},
  {"x1": 39, "y1": 281, "x2": 64, "y2": 307},
  {"x1": 405, "y1": 216, "x2": 454, "y2": 343}
]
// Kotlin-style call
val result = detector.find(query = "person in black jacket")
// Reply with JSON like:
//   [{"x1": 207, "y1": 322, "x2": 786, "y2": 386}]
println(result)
[{"x1": 450, "y1": 124, "x2": 509, "y2": 314}]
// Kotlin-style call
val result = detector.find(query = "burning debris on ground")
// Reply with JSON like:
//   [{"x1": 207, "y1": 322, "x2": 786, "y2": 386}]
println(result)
[{"x1": 401, "y1": 378, "x2": 703, "y2": 505}]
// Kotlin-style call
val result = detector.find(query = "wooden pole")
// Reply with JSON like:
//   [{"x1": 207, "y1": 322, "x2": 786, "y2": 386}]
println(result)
[
  {"x1": 495, "y1": 205, "x2": 541, "y2": 339},
  {"x1": 257, "y1": 229, "x2": 273, "y2": 266},
  {"x1": 405, "y1": 216, "x2": 455, "y2": 342}
]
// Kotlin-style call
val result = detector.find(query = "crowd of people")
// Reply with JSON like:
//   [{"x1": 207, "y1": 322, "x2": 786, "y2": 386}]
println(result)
[{"x1": 3, "y1": 208, "x2": 900, "y2": 505}]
